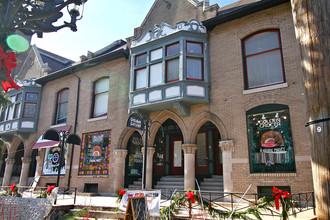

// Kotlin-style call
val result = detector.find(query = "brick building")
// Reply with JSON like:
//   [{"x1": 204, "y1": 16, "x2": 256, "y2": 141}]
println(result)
[{"x1": 0, "y1": 0, "x2": 314, "y2": 195}]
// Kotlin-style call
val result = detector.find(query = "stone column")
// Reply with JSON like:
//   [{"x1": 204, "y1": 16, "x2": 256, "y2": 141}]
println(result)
[
  {"x1": 182, "y1": 144, "x2": 197, "y2": 191},
  {"x1": 19, "y1": 157, "x2": 32, "y2": 187},
  {"x1": 2, "y1": 158, "x2": 15, "y2": 186},
  {"x1": 219, "y1": 140, "x2": 234, "y2": 192},
  {"x1": 35, "y1": 156, "x2": 42, "y2": 177},
  {"x1": 142, "y1": 147, "x2": 155, "y2": 189},
  {"x1": 113, "y1": 149, "x2": 128, "y2": 191}
]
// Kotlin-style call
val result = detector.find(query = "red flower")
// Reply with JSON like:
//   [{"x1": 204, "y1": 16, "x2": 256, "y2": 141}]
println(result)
[
  {"x1": 9, "y1": 183, "x2": 16, "y2": 193},
  {"x1": 0, "y1": 45, "x2": 21, "y2": 93},
  {"x1": 272, "y1": 186, "x2": 291, "y2": 210},
  {"x1": 46, "y1": 185, "x2": 55, "y2": 195},
  {"x1": 119, "y1": 189, "x2": 126, "y2": 195},
  {"x1": 186, "y1": 191, "x2": 195, "y2": 203}
]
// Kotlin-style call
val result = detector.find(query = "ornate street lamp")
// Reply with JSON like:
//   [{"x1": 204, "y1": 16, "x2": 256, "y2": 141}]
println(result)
[{"x1": 43, "y1": 128, "x2": 81, "y2": 187}]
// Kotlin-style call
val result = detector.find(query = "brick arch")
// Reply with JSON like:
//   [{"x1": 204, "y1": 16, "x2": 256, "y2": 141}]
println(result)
[
  {"x1": 187, "y1": 111, "x2": 228, "y2": 143},
  {"x1": 7, "y1": 136, "x2": 24, "y2": 158},
  {"x1": 117, "y1": 127, "x2": 143, "y2": 150},
  {"x1": 242, "y1": 94, "x2": 291, "y2": 112},
  {"x1": 236, "y1": 21, "x2": 281, "y2": 39},
  {"x1": 149, "y1": 110, "x2": 188, "y2": 145}
]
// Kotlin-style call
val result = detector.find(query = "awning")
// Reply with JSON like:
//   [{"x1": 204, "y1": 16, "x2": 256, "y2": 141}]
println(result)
[{"x1": 32, "y1": 125, "x2": 72, "y2": 149}]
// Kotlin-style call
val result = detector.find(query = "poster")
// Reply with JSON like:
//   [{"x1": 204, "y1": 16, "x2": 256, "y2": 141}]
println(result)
[{"x1": 78, "y1": 130, "x2": 111, "y2": 176}]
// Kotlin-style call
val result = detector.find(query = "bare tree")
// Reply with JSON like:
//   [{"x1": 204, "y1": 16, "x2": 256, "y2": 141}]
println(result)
[{"x1": 291, "y1": 0, "x2": 329, "y2": 219}]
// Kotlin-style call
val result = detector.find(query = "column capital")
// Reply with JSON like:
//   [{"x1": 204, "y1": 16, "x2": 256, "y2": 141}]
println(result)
[
  {"x1": 5, "y1": 158, "x2": 15, "y2": 165},
  {"x1": 113, "y1": 149, "x2": 128, "y2": 159},
  {"x1": 219, "y1": 140, "x2": 234, "y2": 152},
  {"x1": 141, "y1": 147, "x2": 156, "y2": 156},
  {"x1": 182, "y1": 144, "x2": 197, "y2": 154},
  {"x1": 21, "y1": 157, "x2": 32, "y2": 164},
  {"x1": 35, "y1": 155, "x2": 41, "y2": 162}
]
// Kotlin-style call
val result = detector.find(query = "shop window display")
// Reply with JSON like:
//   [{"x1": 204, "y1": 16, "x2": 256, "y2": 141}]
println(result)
[
  {"x1": 78, "y1": 130, "x2": 111, "y2": 176},
  {"x1": 42, "y1": 145, "x2": 67, "y2": 175},
  {"x1": 127, "y1": 133, "x2": 143, "y2": 176},
  {"x1": 247, "y1": 105, "x2": 296, "y2": 173}
]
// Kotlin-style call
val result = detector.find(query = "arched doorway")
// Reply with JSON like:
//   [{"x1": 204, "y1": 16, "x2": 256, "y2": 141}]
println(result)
[
  {"x1": 195, "y1": 122, "x2": 222, "y2": 176},
  {"x1": 0, "y1": 148, "x2": 8, "y2": 177},
  {"x1": 12, "y1": 142, "x2": 24, "y2": 177},
  {"x1": 153, "y1": 119, "x2": 184, "y2": 176},
  {"x1": 28, "y1": 149, "x2": 38, "y2": 177},
  {"x1": 125, "y1": 131, "x2": 143, "y2": 187}
]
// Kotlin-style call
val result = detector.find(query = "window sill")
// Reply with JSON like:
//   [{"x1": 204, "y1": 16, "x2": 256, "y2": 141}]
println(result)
[
  {"x1": 50, "y1": 123, "x2": 67, "y2": 128},
  {"x1": 249, "y1": 173, "x2": 297, "y2": 178},
  {"x1": 87, "y1": 116, "x2": 107, "y2": 122},
  {"x1": 243, "y1": 82, "x2": 288, "y2": 95}
]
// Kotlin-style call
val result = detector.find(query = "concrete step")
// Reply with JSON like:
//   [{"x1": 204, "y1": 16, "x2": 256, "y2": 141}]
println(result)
[{"x1": 200, "y1": 181, "x2": 224, "y2": 186}]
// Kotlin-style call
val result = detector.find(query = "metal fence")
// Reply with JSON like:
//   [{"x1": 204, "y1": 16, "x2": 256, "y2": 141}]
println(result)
[{"x1": 159, "y1": 190, "x2": 315, "y2": 218}]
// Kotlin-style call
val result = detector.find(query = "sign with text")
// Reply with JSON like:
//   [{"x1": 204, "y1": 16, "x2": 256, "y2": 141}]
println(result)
[
  {"x1": 127, "y1": 113, "x2": 144, "y2": 131},
  {"x1": 119, "y1": 190, "x2": 161, "y2": 216}
]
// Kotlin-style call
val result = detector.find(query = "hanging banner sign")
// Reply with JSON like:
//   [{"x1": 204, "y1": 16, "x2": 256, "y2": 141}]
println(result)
[{"x1": 127, "y1": 113, "x2": 144, "y2": 131}]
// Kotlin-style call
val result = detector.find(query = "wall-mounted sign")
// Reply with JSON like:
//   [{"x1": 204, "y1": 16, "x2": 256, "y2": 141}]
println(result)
[{"x1": 127, "y1": 113, "x2": 144, "y2": 131}]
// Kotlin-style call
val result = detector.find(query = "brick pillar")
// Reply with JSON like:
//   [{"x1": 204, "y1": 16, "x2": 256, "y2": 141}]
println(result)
[
  {"x1": 219, "y1": 140, "x2": 234, "y2": 192},
  {"x1": 142, "y1": 147, "x2": 155, "y2": 189},
  {"x1": 2, "y1": 158, "x2": 15, "y2": 186},
  {"x1": 113, "y1": 149, "x2": 128, "y2": 191},
  {"x1": 182, "y1": 144, "x2": 197, "y2": 191},
  {"x1": 19, "y1": 157, "x2": 32, "y2": 187}
]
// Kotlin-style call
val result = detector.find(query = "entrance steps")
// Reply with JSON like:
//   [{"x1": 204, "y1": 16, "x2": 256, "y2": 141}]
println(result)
[
  {"x1": 199, "y1": 175, "x2": 224, "y2": 191},
  {"x1": 127, "y1": 178, "x2": 142, "y2": 189},
  {"x1": 155, "y1": 175, "x2": 184, "y2": 191}
]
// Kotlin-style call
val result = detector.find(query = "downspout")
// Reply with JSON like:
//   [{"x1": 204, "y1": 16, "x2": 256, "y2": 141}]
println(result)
[{"x1": 67, "y1": 69, "x2": 81, "y2": 188}]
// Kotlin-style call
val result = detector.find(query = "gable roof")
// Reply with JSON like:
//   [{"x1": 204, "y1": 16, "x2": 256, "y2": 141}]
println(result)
[
  {"x1": 37, "y1": 47, "x2": 74, "y2": 73},
  {"x1": 203, "y1": 0, "x2": 290, "y2": 30}
]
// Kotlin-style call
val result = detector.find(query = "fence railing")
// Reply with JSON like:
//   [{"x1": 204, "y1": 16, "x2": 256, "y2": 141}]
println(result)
[
  {"x1": 0, "y1": 186, "x2": 77, "y2": 205},
  {"x1": 159, "y1": 189, "x2": 315, "y2": 218}
]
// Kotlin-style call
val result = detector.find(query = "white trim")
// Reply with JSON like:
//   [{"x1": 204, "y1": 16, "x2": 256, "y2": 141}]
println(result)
[
  {"x1": 87, "y1": 116, "x2": 107, "y2": 122},
  {"x1": 50, "y1": 123, "x2": 67, "y2": 128},
  {"x1": 243, "y1": 82, "x2": 288, "y2": 94}
]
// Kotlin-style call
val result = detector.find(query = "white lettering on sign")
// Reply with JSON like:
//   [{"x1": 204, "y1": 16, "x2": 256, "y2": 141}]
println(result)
[
  {"x1": 130, "y1": 118, "x2": 142, "y2": 128},
  {"x1": 92, "y1": 135, "x2": 103, "y2": 143},
  {"x1": 258, "y1": 118, "x2": 281, "y2": 128}
]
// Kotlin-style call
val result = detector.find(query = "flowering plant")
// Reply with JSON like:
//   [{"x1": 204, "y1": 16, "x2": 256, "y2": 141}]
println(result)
[
  {"x1": 37, "y1": 185, "x2": 56, "y2": 198},
  {"x1": 9, "y1": 183, "x2": 21, "y2": 197},
  {"x1": 115, "y1": 188, "x2": 126, "y2": 203}
]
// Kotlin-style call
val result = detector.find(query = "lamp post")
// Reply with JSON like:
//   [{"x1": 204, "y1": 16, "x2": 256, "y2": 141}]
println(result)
[
  {"x1": 43, "y1": 128, "x2": 81, "y2": 187},
  {"x1": 127, "y1": 113, "x2": 163, "y2": 190}
]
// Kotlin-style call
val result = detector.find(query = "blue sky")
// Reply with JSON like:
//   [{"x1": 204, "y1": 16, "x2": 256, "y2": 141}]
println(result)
[{"x1": 31, "y1": 0, "x2": 238, "y2": 61}]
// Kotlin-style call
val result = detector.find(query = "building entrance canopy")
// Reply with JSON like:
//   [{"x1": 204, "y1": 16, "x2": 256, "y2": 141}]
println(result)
[{"x1": 32, "y1": 125, "x2": 71, "y2": 149}]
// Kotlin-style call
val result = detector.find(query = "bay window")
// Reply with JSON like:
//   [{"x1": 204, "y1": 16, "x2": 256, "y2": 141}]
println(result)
[{"x1": 243, "y1": 30, "x2": 285, "y2": 89}]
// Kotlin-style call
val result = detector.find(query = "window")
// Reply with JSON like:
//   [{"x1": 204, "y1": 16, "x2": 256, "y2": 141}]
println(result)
[
  {"x1": 23, "y1": 103, "x2": 36, "y2": 118},
  {"x1": 135, "y1": 68, "x2": 147, "y2": 90},
  {"x1": 92, "y1": 77, "x2": 109, "y2": 118},
  {"x1": 13, "y1": 93, "x2": 22, "y2": 119},
  {"x1": 243, "y1": 30, "x2": 285, "y2": 89},
  {"x1": 54, "y1": 89, "x2": 69, "y2": 124},
  {"x1": 132, "y1": 39, "x2": 206, "y2": 90},
  {"x1": 6, "y1": 96, "x2": 15, "y2": 120},
  {"x1": 247, "y1": 104, "x2": 296, "y2": 173},
  {"x1": 135, "y1": 53, "x2": 147, "y2": 66}
]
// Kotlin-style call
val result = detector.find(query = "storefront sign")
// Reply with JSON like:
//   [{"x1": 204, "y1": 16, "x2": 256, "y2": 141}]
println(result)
[
  {"x1": 119, "y1": 190, "x2": 161, "y2": 216},
  {"x1": 42, "y1": 146, "x2": 67, "y2": 175},
  {"x1": 127, "y1": 113, "x2": 144, "y2": 131}
]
